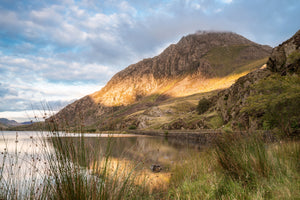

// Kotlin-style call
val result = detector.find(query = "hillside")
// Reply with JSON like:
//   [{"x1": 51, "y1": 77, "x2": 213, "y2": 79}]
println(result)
[
  {"x1": 0, "y1": 118, "x2": 20, "y2": 127},
  {"x1": 208, "y1": 29, "x2": 300, "y2": 135},
  {"x1": 0, "y1": 122, "x2": 7, "y2": 130},
  {"x1": 49, "y1": 32, "x2": 272, "y2": 132}
]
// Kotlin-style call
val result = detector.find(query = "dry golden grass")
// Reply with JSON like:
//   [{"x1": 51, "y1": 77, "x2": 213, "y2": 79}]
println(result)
[{"x1": 91, "y1": 157, "x2": 171, "y2": 193}]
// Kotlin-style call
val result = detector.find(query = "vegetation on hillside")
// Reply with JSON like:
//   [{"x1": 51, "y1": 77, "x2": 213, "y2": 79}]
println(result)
[
  {"x1": 1, "y1": 130, "x2": 299, "y2": 199},
  {"x1": 242, "y1": 74, "x2": 300, "y2": 136},
  {"x1": 196, "y1": 98, "x2": 211, "y2": 114},
  {"x1": 204, "y1": 45, "x2": 268, "y2": 77}
]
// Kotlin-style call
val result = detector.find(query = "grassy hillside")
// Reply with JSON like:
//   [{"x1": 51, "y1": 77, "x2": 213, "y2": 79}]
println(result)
[
  {"x1": 242, "y1": 74, "x2": 300, "y2": 135},
  {"x1": 202, "y1": 30, "x2": 300, "y2": 135},
  {"x1": 204, "y1": 45, "x2": 267, "y2": 77}
]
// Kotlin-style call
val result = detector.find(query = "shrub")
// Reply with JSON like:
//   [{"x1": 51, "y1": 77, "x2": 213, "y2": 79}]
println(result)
[
  {"x1": 164, "y1": 130, "x2": 169, "y2": 137},
  {"x1": 128, "y1": 125, "x2": 137, "y2": 130},
  {"x1": 197, "y1": 98, "x2": 211, "y2": 114}
]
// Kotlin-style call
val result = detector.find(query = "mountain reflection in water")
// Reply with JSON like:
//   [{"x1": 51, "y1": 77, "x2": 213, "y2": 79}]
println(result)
[{"x1": 0, "y1": 131, "x2": 201, "y2": 191}]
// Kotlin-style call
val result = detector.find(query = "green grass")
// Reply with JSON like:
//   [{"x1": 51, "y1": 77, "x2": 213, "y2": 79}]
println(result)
[
  {"x1": 204, "y1": 45, "x2": 268, "y2": 77},
  {"x1": 167, "y1": 133, "x2": 300, "y2": 199},
  {"x1": 207, "y1": 112, "x2": 224, "y2": 129},
  {"x1": 1, "y1": 130, "x2": 298, "y2": 199},
  {"x1": 171, "y1": 101, "x2": 196, "y2": 113},
  {"x1": 0, "y1": 131, "x2": 153, "y2": 199},
  {"x1": 242, "y1": 74, "x2": 300, "y2": 136}
]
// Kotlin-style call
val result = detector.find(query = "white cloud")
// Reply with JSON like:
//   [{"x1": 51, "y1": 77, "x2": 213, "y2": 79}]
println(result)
[
  {"x1": 0, "y1": 53, "x2": 110, "y2": 120},
  {"x1": 0, "y1": 0, "x2": 299, "y2": 122},
  {"x1": 0, "y1": 110, "x2": 57, "y2": 123},
  {"x1": 30, "y1": 5, "x2": 63, "y2": 26},
  {"x1": 0, "y1": 54, "x2": 116, "y2": 82},
  {"x1": 193, "y1": 3, "x2": 201, "y2": 10},
  {"x1": 221, "y1": 0, "x2": 233, "y2": 4}
]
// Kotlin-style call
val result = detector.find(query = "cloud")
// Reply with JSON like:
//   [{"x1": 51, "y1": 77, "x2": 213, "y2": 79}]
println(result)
[
  {"x1": 0, "y1": 53, "x2": 107, "y2": 118},
  {"x1": 221, "y1": 0, "x2": 233, "y2": 4},
  {"x1": 0, "y1": 0, "x2": 299, "y2": 121},
  {"x1": 0, "y1": 84, "x2": 10, "y2": 97},
  {"x1": 0, "y1": 54, "x2": 116, "y2": 82},
  {"x1": 0, "y1": 110, "x2": 58, "y2": 122}
]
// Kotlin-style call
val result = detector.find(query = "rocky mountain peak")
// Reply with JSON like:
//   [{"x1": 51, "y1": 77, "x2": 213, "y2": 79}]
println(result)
[
  {"x1": 91, "y1": 31, "x2": 271, "y2": 105},
  {"x1": 52, "y1": 31, "x2": 272, "y2": 129}
]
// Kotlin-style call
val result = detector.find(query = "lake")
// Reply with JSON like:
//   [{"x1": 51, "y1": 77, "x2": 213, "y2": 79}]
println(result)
[{"x1": 0, "y1": 131, "x2": 202, "y2": 194}]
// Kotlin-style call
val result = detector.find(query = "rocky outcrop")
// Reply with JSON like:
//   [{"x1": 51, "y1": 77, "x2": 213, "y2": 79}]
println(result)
[
  {"x1": 267, "y1": 30, "x2": 300, "y2": 75},
  {"x1": 214, "y1": 29, "x2": 300, "y2": 130},
  {"x1": 214, "y1": 68, "x2": 271, "y2": 129}
]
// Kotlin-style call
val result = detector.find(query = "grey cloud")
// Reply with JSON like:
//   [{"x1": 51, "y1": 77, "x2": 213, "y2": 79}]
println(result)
[
  {"x1": 0, "y1": 87, "x2": 9, "y2": 97},
  {"x1": 30, "y1": 99, "x2": 75, "y2": 111},
  {"x1": 0, "y1": 97, "x2": 74, "y2": 112},
  {"x1": 0, "y1": 0, "x2": 299, "y2": 118},
  {"x1": 0, "y1": 98, "x2": 29, "y2": 112},
  {"x1": 2, "y1": 0, "x2": 298, "y2": 69},
  {"x1": 0, "y1": 54, "x2": 115, "y2": 85},
  {"x1": 0, "y1": 83, "x2": 18, "y2": 98}
]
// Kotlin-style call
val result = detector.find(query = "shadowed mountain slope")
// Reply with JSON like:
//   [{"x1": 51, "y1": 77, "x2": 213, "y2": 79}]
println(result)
[{"x1": 211, "y1": 30, "x2": 300, "y2": 134}]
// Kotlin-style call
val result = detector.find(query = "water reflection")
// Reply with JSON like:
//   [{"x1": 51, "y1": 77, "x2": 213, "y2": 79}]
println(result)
[
  {"x1": 0, "y1": 131, "x2": 201, "y2": 192},
  {"x1": 51, "y1": 135, "x2": 201, "y2": 167}
]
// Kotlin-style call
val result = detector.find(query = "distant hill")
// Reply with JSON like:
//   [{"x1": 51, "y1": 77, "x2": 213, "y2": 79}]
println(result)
[
  {"x1": 21, "y1": 121, "x2": 33, "y2": 125},
  {"x1": 49, "y1": 31, "x2": 272, "y2": 132},
  {"x1": 0, "y1": 122, "x2": 7, "y2": 129},
  {"x1": 0, "y1": 118, "x2": 20, "y2": 126}
]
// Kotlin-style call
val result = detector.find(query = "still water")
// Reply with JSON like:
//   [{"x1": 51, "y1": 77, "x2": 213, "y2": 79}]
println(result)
[{"x1": 0, "y1": 131, "x2": 201, "y2": 191}]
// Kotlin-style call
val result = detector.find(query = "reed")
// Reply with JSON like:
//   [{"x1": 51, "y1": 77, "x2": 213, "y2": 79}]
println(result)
[
  {"x1": 0, "y1": 131, "x2": 153, "y2": 199},
  {"x1": 1, "y1": 129, "x2": 298, "y2": 199},
  {"x1": 168, "y1": 133, "x2": 300, "y2": 199}
]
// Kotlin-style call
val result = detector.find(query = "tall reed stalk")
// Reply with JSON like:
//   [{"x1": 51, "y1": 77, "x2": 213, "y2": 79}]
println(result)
[
  {"x1": 0, "y1": 130, "x2": 151, "y2": 199},
  {"x1": 168, "y1": 133, "x2": 300, "y2": 199}
]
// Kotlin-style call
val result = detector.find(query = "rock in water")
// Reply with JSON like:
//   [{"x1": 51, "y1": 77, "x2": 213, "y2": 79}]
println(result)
[{"x1": 150, "y1": 164, "x2": 162, "y2": 173}]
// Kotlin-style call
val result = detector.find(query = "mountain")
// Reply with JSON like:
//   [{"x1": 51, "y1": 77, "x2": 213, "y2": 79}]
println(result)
[
  {"x1": 50, "y1": 31, "x2": 272, "y2": 132},
  {"x1": 211, "y1": 30, "x2": 300, "y2": 135},
  {"x1": 21, "y1": 121, "x2": 33, "y2": 125},
  {"x1": 0, "y1": 118, "x2": 20, "y2": 127}
]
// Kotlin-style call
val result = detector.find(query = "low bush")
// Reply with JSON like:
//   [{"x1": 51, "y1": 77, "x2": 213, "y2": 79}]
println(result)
[
  {"x1": 128, "y1": 125, "x2": 137, "y2": 130},
  {"x1": 197, "y1": 98, "x2": 211, "y2": 114}
]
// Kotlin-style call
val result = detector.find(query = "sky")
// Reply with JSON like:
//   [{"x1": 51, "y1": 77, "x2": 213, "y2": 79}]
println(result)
[{"x1": 0, "y1": 0, "x2": 299, "y2": 122}]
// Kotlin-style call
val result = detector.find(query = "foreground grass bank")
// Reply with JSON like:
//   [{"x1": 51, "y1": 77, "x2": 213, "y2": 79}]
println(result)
[
  {"x1": 168, "y1": 133, "x2": 299, "y2": 199},
  {"x1": 0, "y1": 132, "x2": 156, "y2": 199},
  {"x1": 0, "y1": 131, "x2": 299, "y2": 199}
]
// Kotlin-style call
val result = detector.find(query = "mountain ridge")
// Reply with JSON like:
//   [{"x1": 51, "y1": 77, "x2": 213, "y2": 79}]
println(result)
[
  {"x1": 91, "y1": 32, "x2": 271, "y2": 107},
  {"x1": 0, "y1": 118, "x2": 20, "y2": 127},
  {"x1": 50, "y1": 31, "x2": 272, "y2": 131}
]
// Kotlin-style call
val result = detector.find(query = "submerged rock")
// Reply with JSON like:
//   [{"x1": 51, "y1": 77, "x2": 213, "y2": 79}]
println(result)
[{"x1": 150, "y1": 164, "x2": 162, "y2": 173}]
